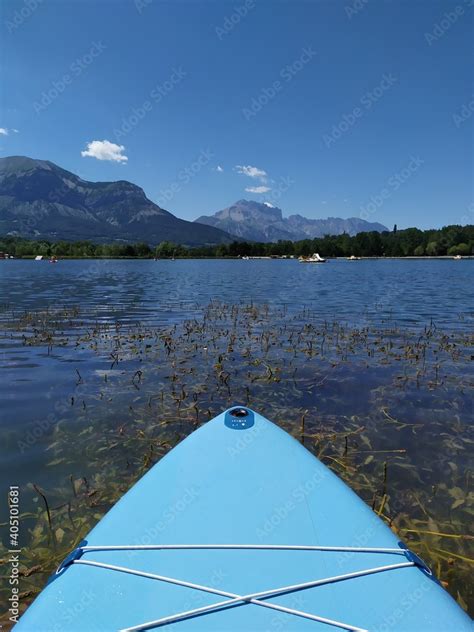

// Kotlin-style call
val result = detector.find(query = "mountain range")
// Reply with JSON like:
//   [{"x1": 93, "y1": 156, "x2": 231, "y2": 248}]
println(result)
[
  {"x1": 0, "y1": 157, "x2": 388, "y2": 245},
  {"x1": 195, "y1": 200, "x2": 388, "y2": 242},
  {"x1": 0, "y1": 156, "x2": 231, "y2": 246}
]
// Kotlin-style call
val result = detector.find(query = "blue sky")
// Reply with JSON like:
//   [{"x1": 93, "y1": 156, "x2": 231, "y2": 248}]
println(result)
[{"x1": 1, "y1": 0, "x2": 472, "y2": 229}]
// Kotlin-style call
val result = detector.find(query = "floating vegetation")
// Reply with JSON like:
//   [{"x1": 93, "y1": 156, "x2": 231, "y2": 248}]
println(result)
[{"x1": 0, "y1": 301, "x2": 473, "y2": 625}]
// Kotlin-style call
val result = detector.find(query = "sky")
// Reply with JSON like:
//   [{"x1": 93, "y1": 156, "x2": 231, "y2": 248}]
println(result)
[{"x1": 1, "y1": 0, "x2": 473, "y2": 229}]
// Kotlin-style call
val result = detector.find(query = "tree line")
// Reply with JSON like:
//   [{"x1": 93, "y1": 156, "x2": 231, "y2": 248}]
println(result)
[{"x1": 1, "y1": 224, "x2": 472, "y2": 259}]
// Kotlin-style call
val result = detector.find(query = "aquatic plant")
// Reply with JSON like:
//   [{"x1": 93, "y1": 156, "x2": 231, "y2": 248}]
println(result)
[{"x1": 0, "y1": 302, "x2": 472, "y2": 626}]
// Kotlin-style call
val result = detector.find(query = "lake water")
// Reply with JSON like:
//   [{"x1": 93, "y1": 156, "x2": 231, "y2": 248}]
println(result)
[
  {"x1": 0, "y1": 258, "x2": 473, "y2": 621},
  {"x1": 1, "y1": 258, "x2": 472, "y2": 329}
]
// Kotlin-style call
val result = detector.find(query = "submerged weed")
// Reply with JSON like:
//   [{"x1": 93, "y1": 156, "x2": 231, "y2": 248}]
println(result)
[{"x1": 0, "y1": 301, "x2": 472, "y2": 624}]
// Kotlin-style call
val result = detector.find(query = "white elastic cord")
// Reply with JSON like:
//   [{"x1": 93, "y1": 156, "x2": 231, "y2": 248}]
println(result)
[
  {"x1": 73, "y1": 558, "x2": 414, "y2": 632},
  {"x1": 120, "y1": 561, "x2": 415, "y2": 632},
  {"x1": 79, "y1": 543, "x2": 405, "y2": 555}
]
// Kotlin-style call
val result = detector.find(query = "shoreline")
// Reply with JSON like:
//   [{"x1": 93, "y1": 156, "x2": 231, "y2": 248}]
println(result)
[{"x1": 2, "y1": 255, "x2": 473, "y2": 261}]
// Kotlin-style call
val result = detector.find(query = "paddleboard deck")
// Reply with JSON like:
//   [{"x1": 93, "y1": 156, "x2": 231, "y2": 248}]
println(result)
[{"x1": 15, "y1": 407, "x2": 472, "y2": 631}]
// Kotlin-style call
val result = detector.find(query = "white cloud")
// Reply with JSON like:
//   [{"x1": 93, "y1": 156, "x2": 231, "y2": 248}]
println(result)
[
  {"x1": 81, "y1": 140, "x2": 128, "y2": 163},
  {"x1": 245, "y1": 185, "x2": 271, "y2": 194},
  {"x1": 216, "y1": 165, "x2": 224, "y2": 172},
  {"x1": 235, "y1": 164, "x2": 267, "y2": 181},
  {"x1": 0, "y1": 127, "x2": 19, "y2": 135}
]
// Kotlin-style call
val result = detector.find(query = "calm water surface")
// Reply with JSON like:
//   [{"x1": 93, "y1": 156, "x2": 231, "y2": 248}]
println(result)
[
  {"x1": 0, "y1": 258, "x2": 473, "y2": 620},
  {"x1": 1, "y1": 258, "x2": 472, "y2": 328}
]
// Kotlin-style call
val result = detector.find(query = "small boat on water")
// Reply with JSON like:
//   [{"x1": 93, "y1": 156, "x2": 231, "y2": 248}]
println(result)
[
  {"x1": 15, "y1": 407, "x2": 473, "y2": 631},
  {"x1": 49, "y1": 256, "x2": 58, "y2": 264},
  {"x1": 241, "y1": 256, "x2": 271, "y2": 260},
  {"x1": 347, "y1": 255, "x2": 361, "y2": 261},
  {"x1": 453, "y1": 254, "x2": 462, "y2": 260},
  {"x1": 299, "y1": 252, "x2": 326, "y2": 263}
]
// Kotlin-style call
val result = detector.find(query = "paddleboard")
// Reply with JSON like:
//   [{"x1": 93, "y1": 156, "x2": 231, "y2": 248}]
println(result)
[{"x1": 15, "y1": 407, "x2": 473, "y2": 631}]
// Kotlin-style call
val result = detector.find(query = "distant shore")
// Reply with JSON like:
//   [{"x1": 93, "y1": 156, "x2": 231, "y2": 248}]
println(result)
[
  {"x1": 3, "y1": 255, "x2": 473, "y2": 261},
  {"x1": 1, "y1": 223, "x2": 472, "y2": 260}
]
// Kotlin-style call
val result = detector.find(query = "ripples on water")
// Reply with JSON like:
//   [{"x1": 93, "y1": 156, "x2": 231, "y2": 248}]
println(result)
[
  {"x1": 1, "y1": 258, "x2": 472, "y2": 328},
  {"x1": 0, "y1": 259, "x2": 473, "y2": 621}
]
